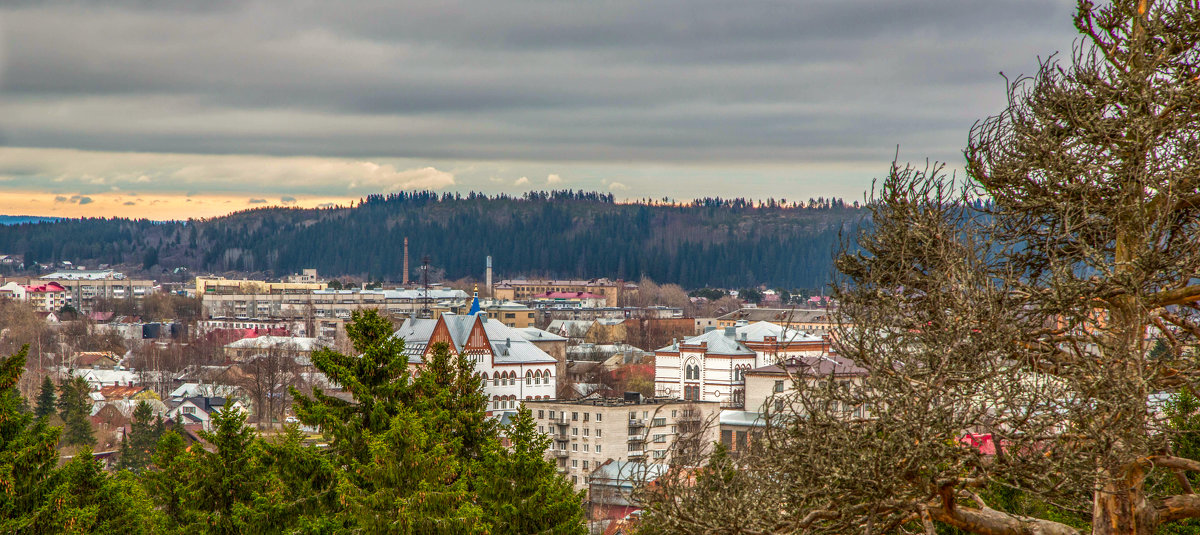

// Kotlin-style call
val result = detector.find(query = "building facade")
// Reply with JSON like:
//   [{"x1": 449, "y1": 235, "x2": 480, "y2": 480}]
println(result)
[
  {"x1": 525, "y1": 396, "x2": 720, "y2": 490},
  {"x1": 492, "y1": 279, "x2": 624, "y2": 307},
  {"x1": 653, "y1": 320, "x2": 830, "y2": 407},
  {"x1": 41, "y1": 270, "x2": 155, "y2": 313},
  {"x1": 393, "y1": 312, "x2": 559, "y2": 416}
]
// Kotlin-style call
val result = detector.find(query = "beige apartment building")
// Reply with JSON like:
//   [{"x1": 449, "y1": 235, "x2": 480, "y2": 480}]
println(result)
[
  {"x1": 40, "y1": 270, "x2": 156, "y2": 313},
  {"x1": 493, "y1": 279, "x2": 624, "y2": 307},
  {"x1": 526, "y1": 395, "x2": 720, "y2": 490}
]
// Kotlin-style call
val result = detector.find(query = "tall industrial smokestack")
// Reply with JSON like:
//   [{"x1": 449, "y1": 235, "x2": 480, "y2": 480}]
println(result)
[
  {"x1": 486, "y1": 256, "x2": 493, "y2": 297},
  {"x1": 403, "y1": 238, "x2": 410, "y2": 285}
]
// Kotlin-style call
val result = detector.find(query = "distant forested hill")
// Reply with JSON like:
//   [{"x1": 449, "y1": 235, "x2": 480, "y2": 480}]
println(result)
[{"x1": 0, "y1": 191, "x2": 865, "y2": 289}]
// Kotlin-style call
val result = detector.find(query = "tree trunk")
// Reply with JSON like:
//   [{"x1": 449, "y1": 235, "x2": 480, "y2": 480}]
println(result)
[{"x1": 1092, "y1": 466, "x2": 1156, "y2": 535}]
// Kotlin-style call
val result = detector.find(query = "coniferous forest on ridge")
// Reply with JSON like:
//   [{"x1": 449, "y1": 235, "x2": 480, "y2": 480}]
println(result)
[{"x1": 0, "y1": 191, "x2": 862, "y2": 288}]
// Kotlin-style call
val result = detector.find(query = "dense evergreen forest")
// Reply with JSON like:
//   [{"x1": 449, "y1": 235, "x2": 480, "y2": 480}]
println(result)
[{"x1": 0, "y1": 190, "x2": 864, "y2": 288}]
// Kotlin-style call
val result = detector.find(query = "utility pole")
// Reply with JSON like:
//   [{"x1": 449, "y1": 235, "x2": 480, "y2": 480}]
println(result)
[{"x1": 420, "y1": 256, "x2": 431, "y2": 319}]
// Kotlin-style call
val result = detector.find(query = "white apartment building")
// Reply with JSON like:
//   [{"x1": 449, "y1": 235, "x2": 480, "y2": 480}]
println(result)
[
  {"x1": 526, "y1": 395, "x2": 720, "y2": 490},
  {"x1": 653, "y1": 320, "x2": 830, "y2": 407}
]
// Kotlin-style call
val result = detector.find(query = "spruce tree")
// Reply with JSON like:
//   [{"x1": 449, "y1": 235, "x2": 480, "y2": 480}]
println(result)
[
  {"x1": 0, "y1": 346, "x2": 61, "y2": 532},
  {"x1": 117, "y1": 400, "x2": 161, "y2": 473},
  {"x1": 188, "y1": 403, "x2": 270, "y2": 534},
  {"x1": 57, "y1": 376, "x2": 95, "y2": 447},
  {"x1": 143, "y1": 430, "x2": 193, "y2": 529},
  {"x1": 34, "y1": 376, "x2": 55, "y2": 420},
  {"x1": 478, "y1": 405, "x2": 586, "y2": 534}
]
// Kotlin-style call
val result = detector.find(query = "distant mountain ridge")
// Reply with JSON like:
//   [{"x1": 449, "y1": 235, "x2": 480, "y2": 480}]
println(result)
[
  {"x1": 0, "y1": 215, "x2": 61, "y2": 225},
  {"x1": 0, "y1": 191, "x2": 864, "y2": 289}
]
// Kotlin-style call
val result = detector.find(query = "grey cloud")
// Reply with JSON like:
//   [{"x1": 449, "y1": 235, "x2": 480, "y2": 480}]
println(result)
[
  {"x1": 280, "y1": 196, "x2": 296, "y2": 203},
  {"x1": 0, "y1": 0, "x2": 1080, "y2": 183},
  {"x1": 68, "y1": 195, "x2": 92, "y2": 204},
  {"x1": 54, "y1": 195, "x2": 67, "y2": 202},
  {"x1": 248, "y1": 198, "x2": 267, "y2": 204},
  {"x1": 123, "y1": 201, "x2": 136, "y2": 205}
]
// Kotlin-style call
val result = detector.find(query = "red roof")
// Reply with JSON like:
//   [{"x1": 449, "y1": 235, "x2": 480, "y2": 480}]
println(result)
[
  {"x1": 960, "y1": 433, "x2": 998, "y2": 455},
  {"x1": 99, "y1": 385, "x2": 146, "y2": 400},
  {"x1": 534, "y1": 291, "x2": 606, "y2": 299},
  {"x1": 24, "y1": 282, "x2": 66, "y2": 293}
]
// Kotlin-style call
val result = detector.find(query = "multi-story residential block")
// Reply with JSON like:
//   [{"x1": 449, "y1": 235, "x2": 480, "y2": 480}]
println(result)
[
  {"x1": 653, "y1": 320, "x2": 830, "y2": 407},
  {"x1": 195, "y1": 275, "x2": 326, "y2": 296},
  {"x1": 223, "y1": 335, "x2": 323, "y2": 361},
  {"x1": 393, "y1": 312, "x2": 559, "y2": 417},
  {"x1": 492, "y1": 278, "x2": 626, "y2": 307},
  {"x1": 37, "y1": 270, "x2": 156, "y2": 313},
  {"x1": 742, "y1": 354, "x2": 867, "y2": 415},
  {"x1": 484, "y1": 301, "x2": 537, "y2": 328},
  {"x1": 200, "y1": 286, "x2": 469, "y2": 321},
  {"x1": 2, "y1": 281, "x2": 71, "y2": 311},
  {"x1": 526, "y1": 395, "x2": 720, "y2": 490}
]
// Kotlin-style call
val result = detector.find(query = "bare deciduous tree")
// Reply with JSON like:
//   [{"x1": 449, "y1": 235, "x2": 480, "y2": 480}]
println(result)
[{"x1": 641, "y1": 2, "x2": 1200, "y2": 534}]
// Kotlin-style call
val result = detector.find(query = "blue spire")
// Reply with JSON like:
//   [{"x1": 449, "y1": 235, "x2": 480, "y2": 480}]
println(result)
[{"x1": 469, "y1": 284, "x2": 481, "y2": 315}]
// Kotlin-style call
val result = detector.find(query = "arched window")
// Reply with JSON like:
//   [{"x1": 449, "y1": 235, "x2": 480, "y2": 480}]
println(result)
[{"x1": 493, "y1": 375, "x2": 500, "y2": 387}]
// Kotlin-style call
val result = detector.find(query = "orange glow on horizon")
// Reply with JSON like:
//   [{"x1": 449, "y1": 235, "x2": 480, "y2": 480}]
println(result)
[{"x1": 0, "y1": 192, "x2": 359, "y2": 220}]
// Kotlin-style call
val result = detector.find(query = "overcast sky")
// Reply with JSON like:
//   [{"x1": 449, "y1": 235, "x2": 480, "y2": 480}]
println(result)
[{"x1": 0, "y1": 1, "x2": 1080, "y2": 218}]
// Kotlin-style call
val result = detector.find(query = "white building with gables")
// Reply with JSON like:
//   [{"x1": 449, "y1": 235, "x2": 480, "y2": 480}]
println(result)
[
  {"x1": 393, "y1": 311, "x2": 559, "y2": 417},
  {"x1": 653, "y1": 320, "x2": 830, "y2": 407}
]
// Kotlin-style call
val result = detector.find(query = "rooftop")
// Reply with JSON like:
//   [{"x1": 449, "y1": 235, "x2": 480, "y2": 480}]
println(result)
[
  {"x1": 526, "y1": 395, "x2": 716, "y2": 408},
  {"x1": 41, "y1": 269, "x2": 125, "y2": 281}
]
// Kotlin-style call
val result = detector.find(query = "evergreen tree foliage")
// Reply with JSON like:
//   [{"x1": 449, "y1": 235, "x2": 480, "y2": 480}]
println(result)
[
  {"x1": 57, "y1": 375, "x2": 95, "y2": 447},
  {"x1": 27, "y1": 449, "x2": 162, "y2": 533},
  {"x1": 144, "y1": 430, "x2": 193, "y2": 529},
  {"x1": 0, "y1": 192, "x2": 859, "y2": 288},
  {"x1": 34, "y1": 375, "x2": 56, "y2": 420},
  {"x1": 187, "y1": 403, "x2": 272, "y2": 534},
  {"x1": 117, "y1": 400, "x2": 163, "y2": 473},
  {"x1": 478, "y1": 405, "x2": 586, "y2": 534},
  {"x1": 0, "y1": 346, "x2": 62, "y2": 531},
  {"x1": 292, "y1": 309, "x2": 584, "y2": 532}
]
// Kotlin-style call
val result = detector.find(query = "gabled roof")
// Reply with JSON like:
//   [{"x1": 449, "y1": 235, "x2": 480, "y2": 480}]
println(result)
[
  {"x1": 394, "y1": 314, "x2": 557, "y2": 365},
  {"x1": 716, "y1": 308, "x2": 833, "y2": 324},
  {"x1": 746, "y1": 354, "x2": 867, "y2": 378},
  {"x1": 224, "y1": 335, "x2": 321, "y2": 351},
  {"x1": 513, "y1": 326, "x2": 567, "y2": 342},
  {"x1": 657, "y1": 321, "x2": 824, "y2": 355}
]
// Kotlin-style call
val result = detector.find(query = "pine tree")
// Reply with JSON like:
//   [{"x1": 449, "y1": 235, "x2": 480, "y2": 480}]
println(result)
[
  {"x1": 478, "y1": 405, "x2": 586, "y2": 534},
  {"x1": 28, "y1": 448, "x2": 161, "y2": 533},
  {"x1": 34, "y1": 376, "x2": 55, "y2": 420}
]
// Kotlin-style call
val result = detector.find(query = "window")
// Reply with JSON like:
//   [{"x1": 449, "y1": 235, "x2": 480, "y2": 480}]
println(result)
[
  {"x1": 583, "y1": 444, "x2": 589, "y2": 452},
  {"x1": 774, "y1": 380, "x2": 784, "y2": 393},
  {"x1": 628, "y1": 443, "x2": 642, "y2": 452},
  {"x1": 572, "y1": 427, "x2": 578, "y2": 436},
  {"x1": 671, "y1": 425, "x2": 677, "y2": 434},
  {"x1": 628, "y1": 411, "x2": 636, "y2": 420},
  {"x1": 583, "y1": 413, "x2": 589, "y2": 422},
  {"x1": 596, "y1": 429, "x2": 602, "y2": 438},
  {"x1": 572, "y1": 475, "x2": 578, "y2": 484},
  {"x1": 596, "y1": 445, "x2": 601, "y2": 453},
  {"x1": 572, "y1": 444, "x2": 578, "y2": 451},
  {"x1": 526, "y1": 375, "x2": 531, "y2": 385},
  {"x1": 584, "y1": 428, "x2": 590, "y2": 436},
  {"x1": 548, "y1": 410, "x2": 555, "y2": 419},
  {"x1": 572, "y1": 459, "x2": 578, "y2": 467},
  {"x1": 652, "y1": 417, "x2": 666, "y2": 426},
  {"x1": 583, "y1": 460, "x2": 589, "y2": 470},
  {"x1": 671, "y1": 410, "x2": 677, "y2": 418},
  {"x1": 596, "y1": 413, "x2": 602, "y2": 422},
  {"x1": 572, "y1": 412, "x2": 579, "y2": 421},
  {"x1": 538, "y1": 410, "x2": 544, "y2": 419},
  {"x1": 654, "y1": 434, "x2": 667, "y2": 443}
]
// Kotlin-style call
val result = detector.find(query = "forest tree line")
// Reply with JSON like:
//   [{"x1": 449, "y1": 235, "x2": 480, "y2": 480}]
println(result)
[{"x1": 0, "y1": 190, "x2": 863, "y2": 289}]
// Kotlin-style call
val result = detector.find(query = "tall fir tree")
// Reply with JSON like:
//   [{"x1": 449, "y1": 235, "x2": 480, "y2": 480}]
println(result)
[
  {"x1": 0, "y1": 346, "x2": 62, "y2": 531},
  {"x1": 478, "y1": 405, "x2": 586, "y2": 534},
  {"x1": 188, "y1": 403, "x2": 272, "y2": 534},
  {"x1": 57, "y1": 375, "x2": 95, "y2": 447},
  {"x1": 117, "y1": 400, "x2": 162, "y2": 473},
  {"x1": 34, "y1": 376, "x2": 56, "y2": 420}
]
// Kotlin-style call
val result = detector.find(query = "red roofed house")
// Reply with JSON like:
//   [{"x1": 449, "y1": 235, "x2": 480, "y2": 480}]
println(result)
[
  {"x1": 23, "y1": 282, "x2": 70, "y2": 311},
  {"x1": 529, "y1": 291, "x2": 608, "y2": 309}
]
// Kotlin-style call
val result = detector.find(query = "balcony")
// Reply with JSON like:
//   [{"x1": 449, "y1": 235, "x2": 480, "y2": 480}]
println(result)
[
  {"x1": 627, "y1": 434, "x2": 645, "y2": 443},
  {"x1": 627, "y1": 450, "x2": 646, "y2": 460},
  {"x1": 553, "y1": 449, "x2": 569, "y2": 458},
  {"x1": 628, "y1": 418, "x2": 646, "y2": 428}
]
